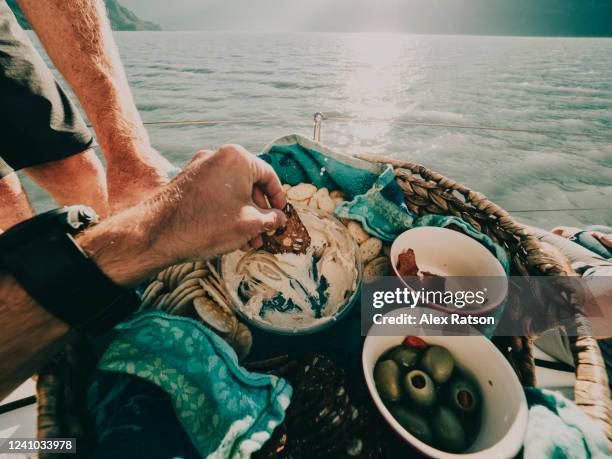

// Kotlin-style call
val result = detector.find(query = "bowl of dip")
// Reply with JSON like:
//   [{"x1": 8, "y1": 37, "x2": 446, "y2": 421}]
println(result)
[{"x1": 221, "y1": 206, "x2": 363, "y2": 334}]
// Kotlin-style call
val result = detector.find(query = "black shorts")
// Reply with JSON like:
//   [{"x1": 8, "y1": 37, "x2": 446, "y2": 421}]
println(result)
[{"x1": 0, "y1": 1, "x2": 93, "y2": 178}]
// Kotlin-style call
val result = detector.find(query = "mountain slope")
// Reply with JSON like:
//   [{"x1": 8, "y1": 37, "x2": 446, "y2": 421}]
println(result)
[
  {"x1": 6, "y1": 0, "x2": 161, "y2": 31},
  {"x1": 120, "y1": 0, "x2": 612, "y2": 36}
]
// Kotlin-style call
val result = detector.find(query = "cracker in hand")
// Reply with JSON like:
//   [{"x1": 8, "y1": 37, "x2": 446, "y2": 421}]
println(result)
[{"x1": 261, "y1": 203, "x2": 311, "y2": 255}]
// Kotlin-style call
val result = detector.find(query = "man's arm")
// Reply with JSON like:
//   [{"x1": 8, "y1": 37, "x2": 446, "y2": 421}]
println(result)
[
  {"x1": 0, "y1": 198, "x2": 165, "y2": 399},
  {"x1": 0, "y1": 278, "x2": 69, "y2": 399},
  {"x1": 0, "y1": 145, "x2": 286, "y2": 400},
  {"x1": 17, "y1": 0, "x2": 175, "y2": 212}
]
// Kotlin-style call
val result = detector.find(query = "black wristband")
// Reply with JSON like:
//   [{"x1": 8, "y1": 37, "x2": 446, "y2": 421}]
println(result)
[{"x1": 0, "y1": 207, "x2": 140, "y2": 334}]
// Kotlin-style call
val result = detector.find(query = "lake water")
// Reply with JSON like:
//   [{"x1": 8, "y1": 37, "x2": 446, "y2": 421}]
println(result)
[{"x1": 28, "y1": 32, "x2": 612, "y2": 227}]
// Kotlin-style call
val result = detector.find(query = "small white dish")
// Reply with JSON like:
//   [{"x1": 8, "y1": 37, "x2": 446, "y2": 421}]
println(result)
[
  {"x1": 363, "y1": 323, "x2": 528, "y2": 459},
  {"x1": 390, "y1": 227, "x2": 508, "y2": 315}
]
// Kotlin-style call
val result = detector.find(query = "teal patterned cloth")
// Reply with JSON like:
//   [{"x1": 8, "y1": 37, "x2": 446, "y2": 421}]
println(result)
[
  {"x1": 98, "y1": 312, "x2": 291, "y2": 459},
  {"x1": 334, "y1": 166, "x2": 417, "y2": 242}
]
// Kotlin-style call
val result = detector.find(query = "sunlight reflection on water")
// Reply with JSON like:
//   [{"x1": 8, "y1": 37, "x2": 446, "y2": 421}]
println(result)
[{"x1": 341, "y1": 35, "x2": 409, "y2": 147}]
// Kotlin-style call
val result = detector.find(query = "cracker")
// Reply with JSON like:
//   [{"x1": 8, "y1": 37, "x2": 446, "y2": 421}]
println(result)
[
  {"x1": 314, "y1": 187, "x2": 335, "y2": 213},
  {"x1": 261, "y1": 203, "x2": 311, "y2": 255},
  {"x1": 162, "y1": 278, "x2": 197, "y2": 307},
  {"x1": 288, "y1": 198, "x2": 308, "y2": 207},
  {"x1": 359, "y1": 237, "x2": 382, "y2": 263},
  {"x1": 194, "y1": 296, "x2": 236, "y2": 334},
  {"x1": 152, "y1": 292, "x2": 170, "y2": 309},
  {"x1": 228, "y1": 322, "x2": 253, "y2": 361},
  {"x1": 170, "y1": 288, "x2": 205, "y2": 315},
  {"x1": 169, "y1": 262, "x2": 192, "y2": 290},
  {"x1": 193, "y1": 260, "x2": 206, "y2": 271},
  {"x1": 182, "y1": 269, "x2": 209, "y2": 282},
  {"x1": 331, "y1": 196, "x2": 345, "y2": 207},
  {"x1": 287, "y1": 183, "x2": 317, "y2": 201},
  {"x1": 347, "y1": 221, "x2": 370, "y2": 244},
  {"x1": 166, "y1": 285, "x2": 204, "y2": 313},
  {"x1": 364, "y1": 256, "x2": 391, "y2": 283}
]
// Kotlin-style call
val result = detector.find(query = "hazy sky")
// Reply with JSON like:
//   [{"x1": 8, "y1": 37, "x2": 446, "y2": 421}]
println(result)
[{"x1": 121, "y1": 0, "x2": 612, "y2": 36}]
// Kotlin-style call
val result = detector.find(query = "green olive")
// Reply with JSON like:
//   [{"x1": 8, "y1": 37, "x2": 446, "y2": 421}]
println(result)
[
  {"x1": 390, "y1": 406, "x2": 433, "y2": 444},
  {"x1": 380, "y1": 345, "x2": 402, "y2": 360},
  {"x1": 374, "y1": 360, "x2": 402, "y2": 403},
  {"x1": 461, "y1": 411, "x2": 481, "y2": 441},
  {"x1": 403, "y1": 369, "x2": 436, "y2": 409},
  {"x1": 421, "y1": 346, "x2": 455, "y2": 384},
  {"x1": 447, "y1": 376, "x2": 480, "y2": 414},
  {"x1": 432, "y1": 406, "x2": 467, "y2": 453},
  {"x1": 389, "y1": 346, "x2": 419, "y2": 370}
]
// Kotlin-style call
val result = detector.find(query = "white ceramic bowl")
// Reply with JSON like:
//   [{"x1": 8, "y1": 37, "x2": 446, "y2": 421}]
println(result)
[
  {"x1": 220, "y1": 207, "x2": 363, "y2": 335},
  {"x1": 390, "y1": 227, "x2": 508, "y2": 315},
  {"x1": 363, "y1": 322, "x2": 528, "y2": 459}
]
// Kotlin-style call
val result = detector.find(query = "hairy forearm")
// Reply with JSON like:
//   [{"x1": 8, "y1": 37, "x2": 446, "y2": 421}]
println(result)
[
  {"x1": 0, "y1": 198, "x2": 171, "y2": 399},
  {"x1": 17, "y1": 0, "x2": 151, "y2": 164},
  {"x1": 0, "y1": 278, "x2": 70, "y2": 399},
  {"x1": 77, "y1": 196, "x2": 172, "y2": 286}
]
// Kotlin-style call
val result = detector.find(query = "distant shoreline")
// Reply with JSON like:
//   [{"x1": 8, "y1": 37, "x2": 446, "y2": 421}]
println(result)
[
  {"x1": 111, "y1": 30, "x2": 612, "y2": 39},
  {"x1": 7, "y1": 0, "x2": 161, "y2": 31}
]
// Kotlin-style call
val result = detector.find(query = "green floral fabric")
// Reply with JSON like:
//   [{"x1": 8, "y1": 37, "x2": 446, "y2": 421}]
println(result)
[{"x1": 98, "y1": 312, "x2": 292, "y2": 459}]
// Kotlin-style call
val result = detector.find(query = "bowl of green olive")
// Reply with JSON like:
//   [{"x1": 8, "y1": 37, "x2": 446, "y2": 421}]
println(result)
[{"x1": 363, "y1": 318, "x2": 527, "y2": 458}]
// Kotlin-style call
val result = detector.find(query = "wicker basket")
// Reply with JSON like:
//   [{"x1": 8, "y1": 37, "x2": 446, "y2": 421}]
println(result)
[{"x1": 36, "y1": 155, "x2": 612, "y2": 457}]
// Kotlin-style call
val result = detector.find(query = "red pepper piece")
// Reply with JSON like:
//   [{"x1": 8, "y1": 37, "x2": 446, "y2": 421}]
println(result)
[{"x1": 402, "y1": 335, "x2": 428, "y2": 350}]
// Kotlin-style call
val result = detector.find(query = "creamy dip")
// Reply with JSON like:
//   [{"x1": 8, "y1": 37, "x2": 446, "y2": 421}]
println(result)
[{"x1": 221, "y1": 207, "x2": 360, "y2": 332}]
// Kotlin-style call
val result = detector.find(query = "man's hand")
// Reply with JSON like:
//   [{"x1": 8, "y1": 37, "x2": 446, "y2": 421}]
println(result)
[
  {"x1": 158, "y1": 145, "x2": 288, "y2": 261},
  {"x1": 0, "y1": 145, "x2": 286, "y2": 398},
  {"x1": 78, "y1": 145, "x2": 287, "y2": 286}
]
